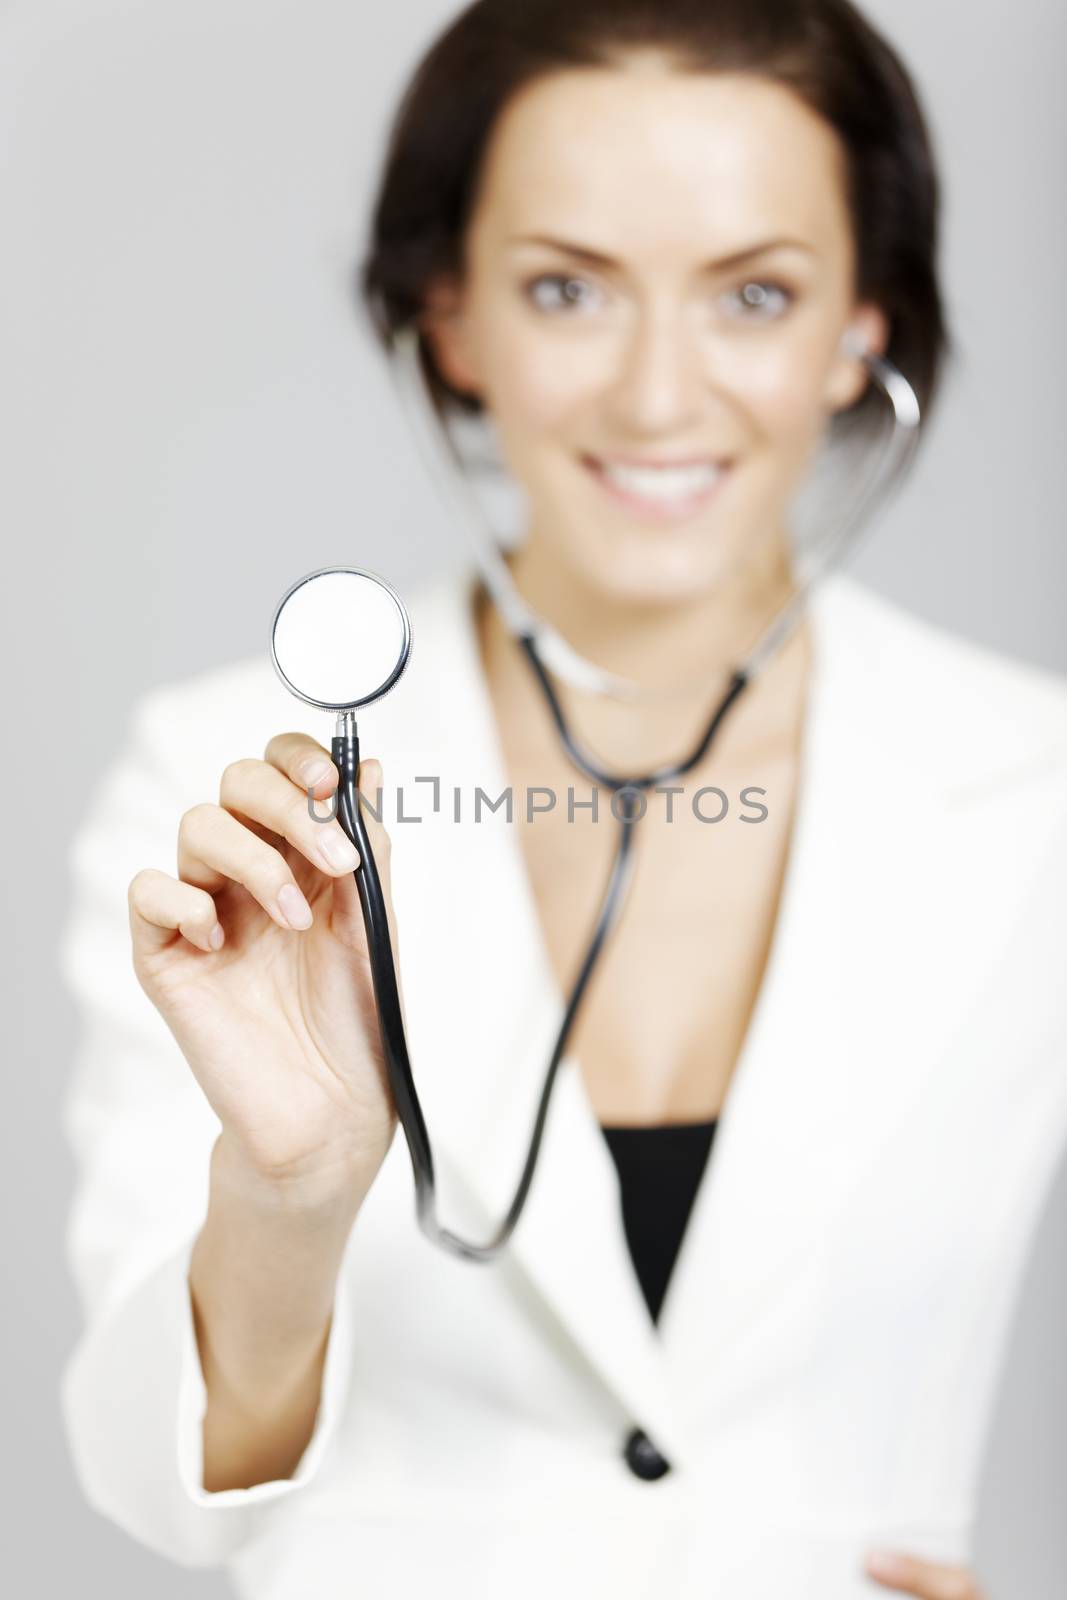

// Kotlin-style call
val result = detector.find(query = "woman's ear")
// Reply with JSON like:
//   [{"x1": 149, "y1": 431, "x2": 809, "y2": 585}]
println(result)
[
  {"x1": 419, "y1": 275, "x2": 483, "y2": 400},
  {"x1": 823, "y1": 301, "x2": 891, "y2": 414}
]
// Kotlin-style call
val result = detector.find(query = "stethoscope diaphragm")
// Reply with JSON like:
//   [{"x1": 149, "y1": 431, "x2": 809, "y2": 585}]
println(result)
[{"x1": 270, "y1": 565, "x2": 412, "y2": 713}]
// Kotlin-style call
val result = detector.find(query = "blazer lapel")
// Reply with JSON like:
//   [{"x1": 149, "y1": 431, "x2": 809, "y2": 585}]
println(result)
[{"x1": 656, "y1": 574, "x2": 961, "y2": 1453}]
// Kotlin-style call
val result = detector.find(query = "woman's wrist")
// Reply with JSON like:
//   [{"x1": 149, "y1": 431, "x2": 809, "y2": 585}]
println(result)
[
  {"x1": 208, "y1": 1129, "x2": 374, "y2": 1225},
  {"x1": 188, "y1": 1134, "x2": 364, "y2": 1423}
]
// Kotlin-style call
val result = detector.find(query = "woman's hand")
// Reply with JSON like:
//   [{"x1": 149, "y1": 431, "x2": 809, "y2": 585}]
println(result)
[
  {"x1": 128, "y1": 732, "x2": 399, "y2": 1209},
  {"x1": 865, "y1": 1549, "x2": 990, "y2": 1597}
]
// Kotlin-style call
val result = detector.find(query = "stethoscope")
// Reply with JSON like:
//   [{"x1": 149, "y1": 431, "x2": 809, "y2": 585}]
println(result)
[{"x1": 269, "y1": 326, "x2": 921, "y2": 1262}]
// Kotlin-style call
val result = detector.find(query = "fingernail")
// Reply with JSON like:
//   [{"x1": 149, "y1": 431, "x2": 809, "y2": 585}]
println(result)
[
  {"x1": 301, "y1": 758, "x2": 333, "y2": 787},
  {"x1": 277, "y1": 882, "x2": 313, "y2": 929},
  {"x1": 319, "y1": 828, "x2": 360, "y2": 872},
  {"x1": 208, "y1": 922, "x2": 225, "y2": 950},
  {"x1": 866, "y1": 1551, "x2": 907, "y2": 1580}
]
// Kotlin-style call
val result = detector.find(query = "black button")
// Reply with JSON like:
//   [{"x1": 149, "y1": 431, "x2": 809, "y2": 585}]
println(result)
[{"x1": 623, "y1": 1426, "x2": 671, "y2": 1480}]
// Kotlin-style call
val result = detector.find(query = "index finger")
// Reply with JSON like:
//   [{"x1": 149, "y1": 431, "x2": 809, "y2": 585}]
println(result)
[{"x1": 264, "y1": 731, "x2": 338, "y2": 797}]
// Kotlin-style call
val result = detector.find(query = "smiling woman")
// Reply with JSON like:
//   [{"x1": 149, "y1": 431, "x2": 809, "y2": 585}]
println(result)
[
  {"x1": 363, "y1": 13, "x2": 944, "y2": 652},
  {"x1": 59, "y1": 3, "x2": 1066, "y2": 1599}
]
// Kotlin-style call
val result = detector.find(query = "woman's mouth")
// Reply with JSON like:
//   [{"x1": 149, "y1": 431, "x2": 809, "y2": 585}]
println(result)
[{"x1": 580, "y1": 453, "x2": 732, "y2": 523}]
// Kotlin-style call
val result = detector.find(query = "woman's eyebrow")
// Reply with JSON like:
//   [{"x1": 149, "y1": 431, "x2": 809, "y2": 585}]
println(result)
[{"x1": 506, "y1": 233, "x2": 815, "y2": 270}]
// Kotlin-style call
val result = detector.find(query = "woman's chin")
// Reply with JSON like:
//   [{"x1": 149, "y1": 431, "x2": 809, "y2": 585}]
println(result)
[{"x1": 564, "y1": 532, "x2": 745, "y2": 612}]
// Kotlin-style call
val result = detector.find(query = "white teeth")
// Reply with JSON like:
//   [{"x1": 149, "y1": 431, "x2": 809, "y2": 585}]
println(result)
[{"x1": 597, "y1": 460, "x2": 724, "y2": 502}]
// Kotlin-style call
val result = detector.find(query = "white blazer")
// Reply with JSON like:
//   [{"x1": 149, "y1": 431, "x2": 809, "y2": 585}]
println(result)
[{"x1": 60, "y1": 564, "x2": 1067, "y2": 1598}]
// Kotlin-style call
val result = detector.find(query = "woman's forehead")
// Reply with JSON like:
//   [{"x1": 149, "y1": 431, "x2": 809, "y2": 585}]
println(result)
[{"x1": 471, "y1": 65, "x2": 849, "y2": 258}]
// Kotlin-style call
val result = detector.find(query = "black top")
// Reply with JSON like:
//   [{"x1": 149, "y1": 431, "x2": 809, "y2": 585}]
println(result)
[{"x1": 599, "y1": 1118, "x2": 718, "y2": 1326}]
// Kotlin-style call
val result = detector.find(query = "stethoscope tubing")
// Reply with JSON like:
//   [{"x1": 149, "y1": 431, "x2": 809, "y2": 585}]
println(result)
[{"x1": 332, "y1": 646, "x2": 754, "y2": 1262}]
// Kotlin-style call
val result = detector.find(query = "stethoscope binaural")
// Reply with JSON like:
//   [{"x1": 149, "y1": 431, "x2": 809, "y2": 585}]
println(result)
[{"x1": 269, "y1": 326, "x2": 921, "y2": 1262}]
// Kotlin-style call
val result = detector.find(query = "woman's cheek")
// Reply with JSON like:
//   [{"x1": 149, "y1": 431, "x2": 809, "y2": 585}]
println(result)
[
  {"x1": 482, "y1": 312, "x2": 621, "y2": 427},
  {"x1": 498, "y1": 377, "x2": 582, "y2": 436},
  {"x1": 710, "y1": 337, "x2": 831, "y2": 445}
]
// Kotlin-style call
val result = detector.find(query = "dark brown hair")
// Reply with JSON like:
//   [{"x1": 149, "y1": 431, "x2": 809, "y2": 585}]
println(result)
[{"x1": 359, "y1": 0, "x2": 951, "y2": 472}]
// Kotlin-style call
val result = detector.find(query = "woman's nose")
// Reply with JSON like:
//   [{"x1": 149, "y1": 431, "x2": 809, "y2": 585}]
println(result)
[{"x1": 603, "y1": 308, "x2": 710, "y2": 437}]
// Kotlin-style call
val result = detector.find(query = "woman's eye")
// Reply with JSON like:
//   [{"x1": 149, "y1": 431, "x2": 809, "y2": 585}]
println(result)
[
  {"x1": 722, "y1": 280, "x2": 794, "y2": 320},
  {"x1": 524, "y1": 273, "x2": 604, "y2": 314}
]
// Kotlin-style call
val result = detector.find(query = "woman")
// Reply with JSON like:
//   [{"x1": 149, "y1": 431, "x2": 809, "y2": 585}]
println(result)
[{"x1": 60, "y1": 2, "x2": 1067, "y2": 1596}]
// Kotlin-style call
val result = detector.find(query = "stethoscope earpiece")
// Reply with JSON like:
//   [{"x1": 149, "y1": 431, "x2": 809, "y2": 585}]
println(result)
[{"x1": 839, "y1": 325, "x2": 870, "y2": 359}]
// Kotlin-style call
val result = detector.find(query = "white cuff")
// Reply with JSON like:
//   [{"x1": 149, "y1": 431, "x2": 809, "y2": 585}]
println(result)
[{"x1": 62, "y1": 1231, "x2": 356, "y2": 1567}]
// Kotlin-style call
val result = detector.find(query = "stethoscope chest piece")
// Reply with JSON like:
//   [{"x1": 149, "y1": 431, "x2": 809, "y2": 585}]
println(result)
[{"x1": 270, "y1": 565, "x2": 412, "y2": 713}]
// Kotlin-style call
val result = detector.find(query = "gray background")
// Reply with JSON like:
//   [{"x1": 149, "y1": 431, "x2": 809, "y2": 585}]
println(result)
[{"x1": 3, "y1": 0, "x2": 1065, "y2": 1593}]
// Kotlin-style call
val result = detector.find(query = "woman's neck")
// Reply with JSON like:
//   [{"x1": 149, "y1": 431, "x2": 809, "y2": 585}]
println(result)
[
  {"x1": 509, "y1": 525, "x2": 806, "y2": 687},
  {"x1": 475, "y1": 535, "x2": 815, "y2": 777}
]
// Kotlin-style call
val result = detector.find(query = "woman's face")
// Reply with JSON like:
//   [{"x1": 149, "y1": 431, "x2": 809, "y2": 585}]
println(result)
[{"x1": 425, "y1": 57, "x2": 887, "y2": 607}]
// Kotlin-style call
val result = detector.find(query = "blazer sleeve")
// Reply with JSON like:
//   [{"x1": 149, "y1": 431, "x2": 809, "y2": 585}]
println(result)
[{"x1": 58, "y1": 682, "x2": 358, "y2": 1568}]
